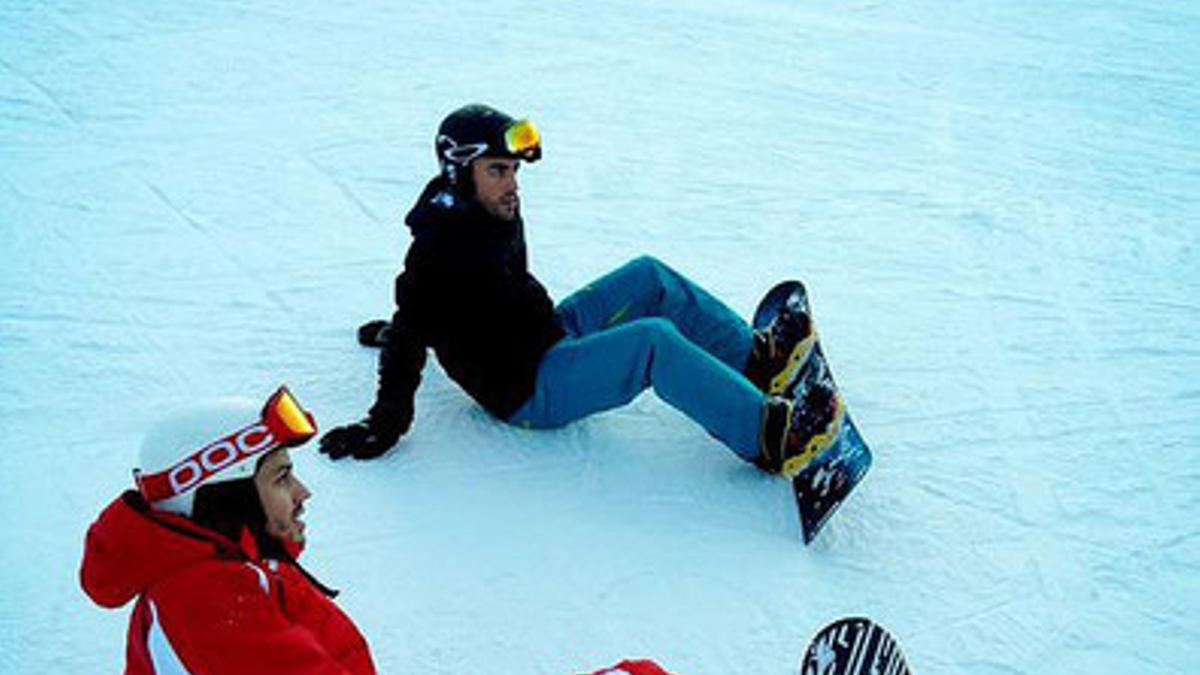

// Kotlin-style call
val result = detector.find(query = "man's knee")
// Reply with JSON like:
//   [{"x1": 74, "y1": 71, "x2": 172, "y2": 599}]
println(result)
[
  {"x1": 624, "y1": 254, "x2": 684, "y2": 294},
  {"x1": 624, "y1": 254, "x2": 672, "y2": 279}
]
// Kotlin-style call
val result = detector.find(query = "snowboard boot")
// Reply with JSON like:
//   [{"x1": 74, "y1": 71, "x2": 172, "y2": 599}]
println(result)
[
  {"x1": 744, "y1": 285, "x2": 816, "y2": 397},
  {"x1": 756, "y1": 381, "x2": 845, "y2": 478}
]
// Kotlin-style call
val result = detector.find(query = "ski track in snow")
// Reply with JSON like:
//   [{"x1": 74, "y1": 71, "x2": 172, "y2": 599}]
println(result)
[{"x1": 1, "y1": 1, "x2": 1198, "y2": 673}]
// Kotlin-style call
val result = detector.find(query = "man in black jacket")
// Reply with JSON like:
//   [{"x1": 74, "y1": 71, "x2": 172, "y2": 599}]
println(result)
[{"x1": 319, "y1": 104, "x2": 838, "y2": 478}]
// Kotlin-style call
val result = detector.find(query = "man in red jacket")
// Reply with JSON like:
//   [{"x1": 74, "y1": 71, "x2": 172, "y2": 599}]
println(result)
[{"x1": 81, "y1": 386, "x2": 376, "y2": 674}]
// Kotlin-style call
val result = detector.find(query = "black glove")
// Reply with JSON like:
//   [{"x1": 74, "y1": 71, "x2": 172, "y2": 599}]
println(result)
[
  {"x1": 356, "y1": 319, "x2": 391, "y2": 348},
  {"x1": 319, "y1": 402, "x2": 411, "y2": 460}
]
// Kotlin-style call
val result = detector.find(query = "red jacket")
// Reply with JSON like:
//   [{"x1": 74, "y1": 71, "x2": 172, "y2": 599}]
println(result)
[
  {"x1": 588, "y1": 660, "x2": 674, "y2": 675},
  {"x1": 81, "y1": 491, "x2": 375, "y2": 674}
]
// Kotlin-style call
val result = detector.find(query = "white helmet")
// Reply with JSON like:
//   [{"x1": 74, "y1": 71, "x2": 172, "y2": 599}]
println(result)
[{"x1": 135, "y1": 387, "x2": 316, "y2": 516}]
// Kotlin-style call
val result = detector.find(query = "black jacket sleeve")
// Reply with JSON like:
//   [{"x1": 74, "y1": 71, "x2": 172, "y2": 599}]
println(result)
[{"x1": 370, "y1": 272, "x2": 426, "y2": 430}]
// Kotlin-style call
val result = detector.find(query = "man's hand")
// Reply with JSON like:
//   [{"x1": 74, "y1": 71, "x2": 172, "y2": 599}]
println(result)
[{"x1": 319, "y1": 403, "x2": 411, "y2": 460}]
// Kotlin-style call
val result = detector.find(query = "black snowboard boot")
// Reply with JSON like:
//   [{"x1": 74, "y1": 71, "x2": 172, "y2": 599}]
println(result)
[
  {"x1": 745, "y1": 285, "x2": 815, "y2": 396},
  {"x1": 756, "y1": 382, "x2": 844, "y2": 478}
]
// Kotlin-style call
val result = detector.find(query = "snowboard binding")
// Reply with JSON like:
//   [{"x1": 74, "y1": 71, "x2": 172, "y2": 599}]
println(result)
[
  {"x1": 758, "y1": 381, "x2": 846, "y2": 479},
  {"x1": 746, "y1": 282, "x2": 817, "y2": 398}
]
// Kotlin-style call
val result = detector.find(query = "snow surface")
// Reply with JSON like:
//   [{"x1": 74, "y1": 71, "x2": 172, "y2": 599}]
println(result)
[{"x1": 2, "y1": 1, "x2": 1198, "y2": 672}]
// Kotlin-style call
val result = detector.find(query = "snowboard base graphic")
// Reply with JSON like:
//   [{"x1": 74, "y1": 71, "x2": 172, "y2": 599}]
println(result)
[{"x1": 802, "y1": 616, "x2": 911, "y2": 675}]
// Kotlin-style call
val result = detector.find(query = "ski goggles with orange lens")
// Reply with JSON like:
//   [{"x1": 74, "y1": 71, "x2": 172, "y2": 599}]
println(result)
[
  {"x1": 504, "y1": 118, "x2": 542, "y2": 161},
  {"x1": 263, "y1": 386, "x2": 317, "y2": 444},
  {"x1": 135, "y1": 386, "x2": 317, "y2": 503}
]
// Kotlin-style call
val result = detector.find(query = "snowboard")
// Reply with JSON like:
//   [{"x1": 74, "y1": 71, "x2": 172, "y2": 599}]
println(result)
[
  {"x1": 753, "y1": 280, "x2": 872, "y2": 544},
  {"x1": 802, "y1": 617, "x2": 911, "y2": 675}
]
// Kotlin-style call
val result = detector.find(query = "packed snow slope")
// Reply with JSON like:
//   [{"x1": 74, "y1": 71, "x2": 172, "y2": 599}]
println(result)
[{"x1": 2, "y1": 1, "x2": 1197, "y2": 673}]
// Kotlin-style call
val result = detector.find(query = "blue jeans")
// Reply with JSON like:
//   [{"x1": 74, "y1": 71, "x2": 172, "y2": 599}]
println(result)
[{"x1": 507, "y1": 256, "x2": 765, "y2": 462}]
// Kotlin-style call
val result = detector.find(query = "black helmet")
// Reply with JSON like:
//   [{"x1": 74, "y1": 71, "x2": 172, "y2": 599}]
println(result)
[{"x1": 435, "y1": 103, "x2": 542, "y2": 187}]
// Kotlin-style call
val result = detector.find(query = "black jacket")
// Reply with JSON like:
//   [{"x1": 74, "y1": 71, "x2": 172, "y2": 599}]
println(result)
[{"x1": 372, "y1": 176, "x2": 565, "y2": 422}]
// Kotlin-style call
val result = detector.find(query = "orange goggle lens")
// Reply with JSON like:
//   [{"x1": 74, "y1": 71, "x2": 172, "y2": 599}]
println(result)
[
  {"x1": 263, "y1": 386, "x2": 317, "y2": 445},
  {"x1": 504, "y1": 119, "x2": 542, "y2": 161}
]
